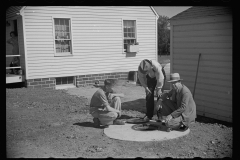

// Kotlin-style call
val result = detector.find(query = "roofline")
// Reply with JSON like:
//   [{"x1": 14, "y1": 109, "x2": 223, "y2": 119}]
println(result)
[
  {"x1": 150, "y1": 6, "x2": 159, "y2": 19},
  {"x1": 19, "y1": 6, "x2": 26, "y2": 15}
]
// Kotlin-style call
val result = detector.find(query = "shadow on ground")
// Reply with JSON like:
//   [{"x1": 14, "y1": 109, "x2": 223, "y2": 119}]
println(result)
[
  {"x1": 73, "y1": 122, "x2": 107, "y2": 129},
  {"x1": 6, "y1": 82, "x2": 25, "y2": 89},
  {"x1": 195, "y1": 115, "x2": 232, "y2": 127}
]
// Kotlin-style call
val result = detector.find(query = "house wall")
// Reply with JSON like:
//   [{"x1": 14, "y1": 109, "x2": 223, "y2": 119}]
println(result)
[
  {"x1": 170, "y1": 14, "x2": 232, "y2": 122},
  {"x1": 21, "y1": 6, "x2": 158, "y2": 83}
]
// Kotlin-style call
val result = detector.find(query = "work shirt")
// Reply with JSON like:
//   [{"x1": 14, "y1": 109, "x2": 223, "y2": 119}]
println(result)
[
  {"x1": 138, "y1": 60, "x2": 165, "y2": 89},
  {"x1": 161, "y1": 84, "x2": 197, "y2": 126},
  {"x1": 89, "y1": 88, "x2": 112, "y2": 113}
]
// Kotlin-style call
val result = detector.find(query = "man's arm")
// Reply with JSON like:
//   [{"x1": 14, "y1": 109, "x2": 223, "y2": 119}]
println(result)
[
  {"x1": 137, "y1": 71, "x2": 147, "y2": 88},
  {"x1": 170, "y1": 92, "x2": 190, "y2": 118}
]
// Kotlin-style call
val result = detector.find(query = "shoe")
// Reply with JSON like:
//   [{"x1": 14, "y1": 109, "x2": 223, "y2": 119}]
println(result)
[
  {"x1": 166, "y1": 127, "x2": 172, "y2": 132},
  {"x1": 93, "y1": 118, "x2": 100, "y2": 127},
  {"x1": 143, "y1": 116, "x2": 151, "y2": 122},
  {"x1": 113, "y1": 119, "x2": 125, "y2": 125}
]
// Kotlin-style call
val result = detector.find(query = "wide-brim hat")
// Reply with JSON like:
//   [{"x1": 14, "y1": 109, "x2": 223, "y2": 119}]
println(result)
[
  {"x1": 138, "y1": 59, "x2": 152, "y2": 74},
  {"x1": 167, "y1": 73, "x2": 183, "y2": 83}
]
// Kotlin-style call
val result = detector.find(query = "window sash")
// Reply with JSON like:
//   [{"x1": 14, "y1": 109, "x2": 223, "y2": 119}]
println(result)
[
  {"x1": 56, "y1": 77, "x2": 74, "y2": 85},
  {"x1": 123, "y1": 20, "x2": 137, "y2": 52},
  {"x1": 54, "y1": 18, "x2": 72, "y2": 54}
]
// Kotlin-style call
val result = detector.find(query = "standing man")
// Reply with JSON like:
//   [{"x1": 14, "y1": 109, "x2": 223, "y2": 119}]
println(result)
[
  {"x1": 156, "y1": 73, "x2": 196, "y2": 132},
  {"x1": 138, "y1": 59, "x2": 166, "y2": 121},
  {"x1": 90, "y1": 79, "x2": 125, "y2": 127}
]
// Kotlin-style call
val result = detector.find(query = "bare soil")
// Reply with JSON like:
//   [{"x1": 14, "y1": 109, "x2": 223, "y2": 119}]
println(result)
[{"x1": 6, "y1": 81, "x2": 232, "y2": 158}]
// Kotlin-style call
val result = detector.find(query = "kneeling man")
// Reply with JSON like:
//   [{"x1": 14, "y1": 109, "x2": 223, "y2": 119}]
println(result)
[
  {"x1": 156, "y1": 73, "x2": 196, "y2": 132},
  {"x1": 90, "y1": 79, "x2": 125, "y2": 127}
]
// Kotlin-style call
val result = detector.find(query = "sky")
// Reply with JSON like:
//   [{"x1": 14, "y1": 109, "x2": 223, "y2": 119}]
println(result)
[{"x1": 153, "y1": 6, "x2": 192, "y2": 18}]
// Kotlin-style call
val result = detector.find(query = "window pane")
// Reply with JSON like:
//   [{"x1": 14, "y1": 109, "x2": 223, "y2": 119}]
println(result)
[
  {"x1": 68, "y1": 77, "x2": 73, "y2": 84},
  {"x1": 124, "y1": 33, "x2": 127, "y2": 38},
  {"x1": 132, "y1": 33, "x2": 135, "y2": 38},
  {"x1": 62, "y1": 77, "x2": 67, "y2": 84},
  {"x1": 56, "y1": 78, "x2": 61, "y2": 85}
]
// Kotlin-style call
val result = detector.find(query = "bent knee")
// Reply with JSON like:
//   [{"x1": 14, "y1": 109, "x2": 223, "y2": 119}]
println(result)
[{"x1": 112, "y1": 96, "x2": 121, "y2": 102}]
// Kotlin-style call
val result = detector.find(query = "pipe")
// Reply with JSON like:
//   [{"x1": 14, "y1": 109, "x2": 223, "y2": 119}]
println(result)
[{"x1": 193, "y1": 53, "x2": 201, "y2": 99}]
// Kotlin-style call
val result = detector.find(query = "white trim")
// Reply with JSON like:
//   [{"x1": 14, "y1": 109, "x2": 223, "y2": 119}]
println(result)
[
  {"x1": 55, "y1": 84, "x2": 76, "y2": 90},
  {"x1": 150, "y1": 6, "x2": 159, "y2": 19},
  {"x1": 122, "y1": 18, "x2": 138, "y2": 54},
  {"x1": 19, "y1": 6, "x2": 26, "y2": 15},
  {"x1": 155, "y1": 15, "x2": 158, "y2": 62},
  {"x1": 52, "y1": 16, "x2": 73, "y2": 57},
  {"x1": 21, "y1": 13, "x2": 29, "y2": 80}
]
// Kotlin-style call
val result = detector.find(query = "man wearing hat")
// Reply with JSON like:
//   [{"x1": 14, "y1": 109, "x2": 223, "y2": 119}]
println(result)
[
  {"x1": 156, "y1": 73, "x2": 196, "y2": 132},
  {"x1": 138, "y1": 59, "x2": 166, "y2": 121},
  {"x1": 90, "y1": 79, "x2": 125, "y2": 127}
]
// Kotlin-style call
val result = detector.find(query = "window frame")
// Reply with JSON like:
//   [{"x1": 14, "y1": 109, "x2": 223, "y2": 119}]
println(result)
[
  {"x1": 52, "y1": 16, "x2": 73, "y2": 57},
  {"x1": 122, "y1": 18, "x2": 138, "y2": 53}
]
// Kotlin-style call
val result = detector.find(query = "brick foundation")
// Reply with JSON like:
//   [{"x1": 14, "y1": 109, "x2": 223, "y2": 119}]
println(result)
[
  {"x1": 76, "y1": 72, "x2": 129, "y2": 87},
  {"x1": 26, "y1": 77, "x2": 55, "y2": 89},
  {"x1": 25, "y1": 72, "x2": 129, "y2": 89}
]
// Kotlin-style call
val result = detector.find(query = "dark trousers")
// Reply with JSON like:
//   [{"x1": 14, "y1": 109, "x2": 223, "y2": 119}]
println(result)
[{"x1": 145, "y1": 75, "x2": 157, "y2": 119}]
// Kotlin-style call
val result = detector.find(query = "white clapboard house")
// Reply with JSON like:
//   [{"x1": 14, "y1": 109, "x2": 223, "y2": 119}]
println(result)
[
  {"x1": 169, "y1": 6, "x2": 232, "y2": 122},
  {"x1": 6, "y1": 6, "x2": 159, "y2": 89}
]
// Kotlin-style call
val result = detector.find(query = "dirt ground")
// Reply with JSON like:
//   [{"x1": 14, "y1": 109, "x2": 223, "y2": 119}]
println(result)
[{"x1": 6, "y1": 81, "x2": 232, "y2": 158}]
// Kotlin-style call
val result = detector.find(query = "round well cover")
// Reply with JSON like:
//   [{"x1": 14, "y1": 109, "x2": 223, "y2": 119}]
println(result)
[
  {"x1": 131, "y1": 123, "x2": 159, "y2": 131},
  {"x1": 126, "y1": 118, "x2": 149, "y2": 124}
]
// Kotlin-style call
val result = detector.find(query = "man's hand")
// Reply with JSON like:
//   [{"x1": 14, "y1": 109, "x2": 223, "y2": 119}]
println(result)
[
  {"x1": 165, "y1": 114, "x2": 173, "y2": 123},
  {"x1": 145, "y1": 87, "x2": 152, "y2": 95},
  {"x1": 117, "y1": 111, "x2": 121, "y2": 118},
  {"x1": 156, "y1": 88, "x2": 163, "y2": 97}
]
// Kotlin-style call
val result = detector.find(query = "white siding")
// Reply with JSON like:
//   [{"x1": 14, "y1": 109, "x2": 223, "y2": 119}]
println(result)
[
  {"x1": 171, "y1": 14, "x2": 232, "y2": 122},
  {"x1": 22, "y1": 6, "x2": 157, "y2": 79}
]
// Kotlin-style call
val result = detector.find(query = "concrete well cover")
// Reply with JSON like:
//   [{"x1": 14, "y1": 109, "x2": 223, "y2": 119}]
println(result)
[{"x1": 104, "y1": 120, "x2": 190, "y2": 142}]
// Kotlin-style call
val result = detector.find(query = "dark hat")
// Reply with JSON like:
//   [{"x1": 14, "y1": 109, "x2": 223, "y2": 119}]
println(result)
[
  {"x1": 138, "y1": 59, "x2": 152, "y2": 74},
  {"x1": 167, "y1": 73, "x2": 183, "y2": 83}
]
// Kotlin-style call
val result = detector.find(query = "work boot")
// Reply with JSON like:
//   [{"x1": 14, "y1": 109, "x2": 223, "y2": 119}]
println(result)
[
  {"x1": 143, "y1": 115, "x2": 151, "y2": 122},
  {"x1": 113, "y1": 119, "x2": 125, "y2": 125},
  {"x1": 93, "y1": 118, "x2": 100, "y2": 127}
]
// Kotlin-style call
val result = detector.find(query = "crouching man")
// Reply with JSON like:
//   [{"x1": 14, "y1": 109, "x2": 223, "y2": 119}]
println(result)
[
  {"x1": 156, "y1": 73, "x2": 196, "y2": 132},
  {"x1": 90, "y1": 79, "x2": 125, "y2": 127}
]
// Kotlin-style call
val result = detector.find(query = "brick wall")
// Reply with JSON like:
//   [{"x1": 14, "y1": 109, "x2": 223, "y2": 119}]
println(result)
[
  {"x1": 25, "y1": 72, "x2": 129, "y2": 89},
  {"x1": 26, "y1": 77, "x2": 55, "y2": 89},
  {"x1": 76, "y1": 72, "x2": 129, "y2": 87}
]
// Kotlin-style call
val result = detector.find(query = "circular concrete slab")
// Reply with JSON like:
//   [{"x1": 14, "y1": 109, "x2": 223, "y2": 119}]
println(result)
[{"x1": 104, "y1": 120, "x2": 190, "y2": 142}]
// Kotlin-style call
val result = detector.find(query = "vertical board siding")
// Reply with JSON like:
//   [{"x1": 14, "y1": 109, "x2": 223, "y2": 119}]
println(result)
[
  {"x1": 6, "y1": 23, "x2": 12, "y2": 67},
  {"x1": 171, "y1": 12, "x2": 232, "y2": 122},
  {"x1": 23, "y1": 6, "x2": 157, "y2": 79}
]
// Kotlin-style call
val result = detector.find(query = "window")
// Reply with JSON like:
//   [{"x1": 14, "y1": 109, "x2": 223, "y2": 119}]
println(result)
[
  {"x1": 56, "y1": 76, "x2": 74, "y2": 85},
  {"x1": 53, "y1": 18, "x2": 72, "y2": 56},
  {"x1": 123, "y1": 20, "x2": 137, "y2": 52}
]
